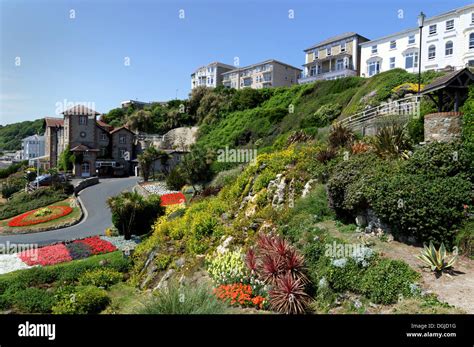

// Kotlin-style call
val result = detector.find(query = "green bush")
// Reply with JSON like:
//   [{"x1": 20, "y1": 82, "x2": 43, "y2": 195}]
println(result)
[
  {"x1": 78, "y1": 268, "x2": 123, "y2": 289},
  {"x1": 205, "y1": 249, "x2": 249, "y2": 285},
  {"x1": 52, "y1": 285, "x2": 110, "y2": 314},
  {"x1": 0, "y1": 161, "x2": 26, "y2": 179},
  {"x1": 367, "y1": 173, "x2": 472, "y2": 246},
  {"x1": 455, "y1": 219, "x2": 474, "y2": 258},
  {"x1": 0, "y1": 187, "x2": 67, "y2": 220},
  {"x1": 136, "y1": 282, "x2": 227, "y2": 314},
  {"x1": 360, "y1": 259, "x2": 419, "y2": 304},
  {"x1": 166, "y1": 167, "x2": 187, "y2": 191},
  {"x1": 13, "y1": 288, "x2": 54, "y2": 313}
]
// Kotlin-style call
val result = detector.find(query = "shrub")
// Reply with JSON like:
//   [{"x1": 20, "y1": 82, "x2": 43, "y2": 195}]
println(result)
[
  {"x1": 205, "y1": 249, "x2": 249, "y2": 286},
  {"x1": 166, "y1": 167, "x2": 187, "y2": 191},
  {"x1": 214, "y1": 283, "x2": 266, "y2": 309},
  {"x1": 417, "y1": 242, "x2": 458, "y2": 272},
  {"x1": 370, "y1": 124, "x2": 411, "y2": 159},
  {"x1": 52, "y1": 285, "x2": 110, "y2": 314},
  {"x1": 360, "y1": 259, "x2": 419, "y2": 304},
  {"x1": 137, "y1": 282, "x2": 227, "y2": 314},
  {"x1": 13, "y1": 288, "x2": 55, "y2": 313},
  {"x1": 269, "y1": 273, "x2": 311, "y2": 314},
  {"x1": 108, "y1": 192, "x2": 165, "y2": 239},
  {"x1": 328, "y1": 124, "x2": 354, "y2": 149},
  {"x1": 302, "y1": 103, "x2": 342, "y2": 128},
  {"x1": 0, "y1": 161, "x2": 25, "y2": 179},
  {"x1": 154, "y1": 254, "x2": 172, "y2": 271},
  {"x1": 78, "y1": 268, "x2": 123, "y2": 289},
  {"x1": 455, "y1": 219, "x2": 474, "y2": 257},
  {"x1": 367, "y1": 173, "x2": 472, "y2": 246}
]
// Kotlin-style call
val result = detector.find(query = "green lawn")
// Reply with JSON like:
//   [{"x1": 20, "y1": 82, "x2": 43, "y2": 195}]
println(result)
[{"x1": 0, "y1": 198, "x2": 82, "y2": 234}]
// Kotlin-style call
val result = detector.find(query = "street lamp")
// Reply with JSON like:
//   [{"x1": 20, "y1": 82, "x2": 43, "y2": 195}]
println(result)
[{"x1": 417, "y1": 11, "x2": 426, "y2": 95}]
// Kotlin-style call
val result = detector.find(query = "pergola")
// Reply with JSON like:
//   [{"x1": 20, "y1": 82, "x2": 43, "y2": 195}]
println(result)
[{"x1": 421, "y1": 67, "x2": 474, "y2": 112}]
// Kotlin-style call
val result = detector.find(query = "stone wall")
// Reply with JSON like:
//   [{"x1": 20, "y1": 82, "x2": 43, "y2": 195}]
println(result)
[
  {"x1": 424, "y1": 112, "x2": 462, "y2": 143},
  {"x1": 74, "y1": 177, "x2": 99, "y2": 195}
]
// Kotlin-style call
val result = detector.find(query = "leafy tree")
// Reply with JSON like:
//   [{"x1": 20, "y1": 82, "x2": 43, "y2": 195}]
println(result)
[
  {"x1": 126, "y1": 109, "x2": 154, "y2": 133},
  {"x1": 58, "y1": 145, "x2": 75, "y2": 171},
  {"x1": 178, "y1": 146, "x2": 213, "y2": 189},
  {"x1": 102, "y1": 108, "x2": 125, "y2": 128},
  {"x1": 137, "y1": 146, "x2": 170, "y2": 181}
]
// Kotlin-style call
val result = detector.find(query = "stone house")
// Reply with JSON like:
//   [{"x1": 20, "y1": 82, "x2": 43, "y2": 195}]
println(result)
[{"x1": 44, "y1": 105, "x2": 137, "y2": 177}]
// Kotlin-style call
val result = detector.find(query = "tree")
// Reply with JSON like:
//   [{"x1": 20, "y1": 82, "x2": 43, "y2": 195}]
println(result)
[
  {"x1": 102, "y1": 108, "x2": 125, "y2": 128},
  {"x1": 58, "y1": 145, "x2": 75, "y2": 171},
  {"x1": 178, "y1": 146, "x2": 213, "y2": 190},
  {"x1": 126, "y1": 109, "x2": 154, "y2": 133},
  {"x1": 107, "y1": 191, "x2": 164, "y2": 240},
  {"x1": 137, "y1": 146, "x2": 170, "y2": 181}
]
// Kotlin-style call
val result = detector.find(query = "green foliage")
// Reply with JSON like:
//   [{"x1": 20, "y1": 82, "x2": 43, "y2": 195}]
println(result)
[
  {"x1": 455, "y1": 219, "x2": 473, "y2": 257},
  {"x1": 407, "y1": 115, "x2": 424, "y2": 144},
  {"x1": 166, "y1": 167, "x2": 187, "y2": 190},
  {"x1": 177, "y1": 146, "x2": 213, "y2": 187},
  {"x1": 13, "y1": 288, "x2": 55, "y2": 313},
  {"x1": 58, "y1": 145, "x2": 75, "y2": 171},
  {"x1": 78, "y1": 268, "x2": 123, "y2": 289},
  {"x1": 108, "y1": 191, "x2": 165, "y2": 239},
  {"x1": 1, "y1": 176, "x2": 25, "y2": 199},
  {"x1": 0, "y1": 161, "x2": 26, "y2": 179},
  {"x1": 328, "y1": 124, "x2": 354, "y2": 149},
  {"x1": 370, "y1": 124, "x2": 412, "y2": 159},
  {"x1": 101, "y1": 108, "x2": 126, "y2": 128},
  {"x1": 360, "y1": 259, "x2": 419, "y2": 304},
  {"x1": 302, "y1": 103, "x2": 342, "y2": 128},
  {"x1": 137, "y1": 282, "x2": 227, "y2": 314},
  {"x1": 0, "y1": 119, "x2": 44, "y2": 151},
  {"x1": 154, "y1": 254, "x2": 172, "y2": 271},
  {"x1": 52, "y1": 285, "x2": 110, "y2": 314},
  {"x1": 0, "y1": 187, "x2": 67, "y2": 220}
]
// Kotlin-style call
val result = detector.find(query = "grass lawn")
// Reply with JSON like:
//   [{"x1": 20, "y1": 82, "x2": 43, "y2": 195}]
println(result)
[{"x1": 0, "y1": 198, "x2": 82, "y2": 234}]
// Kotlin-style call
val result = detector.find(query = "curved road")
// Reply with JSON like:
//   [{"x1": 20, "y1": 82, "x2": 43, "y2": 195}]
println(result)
[{"x1": 0, "y1": 177, "x2": 139, "y2": 247}]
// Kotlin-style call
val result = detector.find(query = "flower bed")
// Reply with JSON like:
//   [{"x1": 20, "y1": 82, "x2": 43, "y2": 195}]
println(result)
[
  {"x1": 18, "y1": 244, "x2": 72, "y2": 266},
  {"x1": 15, "y1": 236, "x2": 117, "y2": 267},
  {"x1": 72, "y1": 236, "x2": 117, "y2": 255},
  {"x1": 214, "y1": 283, "x2": 266, "y2": 309},
  {"x1": 8, "y1": 205, "x2": 73, "y2": 227},
  {"x1": 160, "y1": 192, "x2": 186, "y2": 206}
]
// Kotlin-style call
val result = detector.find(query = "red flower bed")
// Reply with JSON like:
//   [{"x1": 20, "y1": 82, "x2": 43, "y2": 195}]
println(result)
[
  {"x1": 73, "y1": 236, "x2": 117, "y2": 255},
  {"x1": 18, "y1": 244, "x2": 72, "y2": 266},
  {"x1": 214, "y1": 283, "x2": 266, "y2": 309},
  {"x1": 160, "y1": 192, "x2": 186, "y2": 206},
  {"x1": 8, "y1": 205, "x2": 73, "y2": 227}
]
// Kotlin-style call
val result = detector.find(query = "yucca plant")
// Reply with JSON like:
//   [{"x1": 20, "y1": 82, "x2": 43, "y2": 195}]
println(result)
[
  {"x1": 328, "y1": 124, "x2": 354, "y2": 149},
  {"x1": 316, "y1": 147, "x2": 337, "y2": 164},
  {"x1": 371, "y1": 124, "x2": 411, "y2": 159},
  {"x1": 417, "y1": 242, "x2": 458, "y2": 272},
  {"x1": 269, "y1": 273, "x2": 310, "y2": 314}
]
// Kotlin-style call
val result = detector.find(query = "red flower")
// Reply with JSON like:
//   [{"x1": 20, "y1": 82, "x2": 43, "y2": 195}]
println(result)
[
  {"x1": 73, "y1": 236, "x2": 116, "y2": 255},
  {"x1": 160, "y1": 193, "x2": 186, "y2": 206},
  {"x1": 8, "y1": 206, "x2": 73, "y2": 227},
  {"x1": 213, "y1": 283, "x2": 266, "y2": 309},
  {"x1": 18, "y1": 244, "x2": 72, "y2": 266}
]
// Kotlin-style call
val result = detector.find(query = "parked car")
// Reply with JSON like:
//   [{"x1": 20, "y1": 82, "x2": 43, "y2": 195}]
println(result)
[{"x1": 30, "y1": 174, "x2": 67, "y2": 187}]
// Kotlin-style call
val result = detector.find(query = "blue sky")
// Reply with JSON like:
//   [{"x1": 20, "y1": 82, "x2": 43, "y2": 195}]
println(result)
[{"x1": 0, "y1": 0, "x2": 471, "y2": 125}]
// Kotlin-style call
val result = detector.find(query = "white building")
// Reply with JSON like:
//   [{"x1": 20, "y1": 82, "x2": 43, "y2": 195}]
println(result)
[
  {"x1": 191, "y1": 62, "x2": 236, "y2": 89},
  {"x1": 21, "y1": 134, "x2": 45, "y2": 160},
  {"x1": 360, "y1": 4, "x2": 474, "y2": 77}
]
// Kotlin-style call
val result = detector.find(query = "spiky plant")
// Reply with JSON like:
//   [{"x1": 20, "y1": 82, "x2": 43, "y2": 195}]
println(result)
[
  {"x1": 371, "y1": 124, "x2": 411, "y2": 159},
  {"x1": 328, "y1": 124, "x2": 354, "y2": 149},
  {"x1": 284, "y1": 248, "x2": 309, "y2": 284},
  {"x1": 261, "y1": 254, "x2": 283, "y2": 284},
  {"x1": 245, "y1": 248, "x2": 258, "y2": 272},
  {"x1": 269, "y1": 273, "x2": 311, "y2": 314},
  {"x1": 316, "y1": 147, "x2": 337, "y2": 164},
  {"x1": 417, "y1": 242, "x2": 458, "y2": 272}
]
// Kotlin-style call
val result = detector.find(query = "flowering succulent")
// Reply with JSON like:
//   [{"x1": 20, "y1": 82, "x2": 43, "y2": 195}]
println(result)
[
  {"x1": 206, "y1": 249, "x2": 249, "y2": 286},
  {"x1": 214, "y1": 283, "x2": 267, "y2": 309}
]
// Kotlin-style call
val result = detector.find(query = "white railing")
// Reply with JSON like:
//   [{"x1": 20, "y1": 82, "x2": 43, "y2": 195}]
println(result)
[{"x1": 337, "y1": 95, "x2": 421, "y2": 130}]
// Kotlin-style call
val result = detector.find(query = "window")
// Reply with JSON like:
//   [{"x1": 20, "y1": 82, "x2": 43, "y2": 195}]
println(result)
[
  {"x1": 390, "y1": 40, "x2": 397, "y2": 49},
  {"x1": 446, "y1": 19, "x2": 454, "y2": 31},
  {"x1": 389, "y1": 57, "x2": 396, "y2": 69},
  {"x1": 119, "y1": 149, "x2": 126, "y2": 159},
  {"x1": 405, "y1": 52, "x2": 418, "y2": 69},
  {"x1": 309, "y1": 65, "x2": 317, "y2": 76},
  {"x1": 79, "y1": 116, "x2": 87, "y2": 125},
  {"x1": 327, "y1": 47, "x2": 331, "y2": 56},
  {"x1": 336, "y1": 59, "x2": 344, "y2": 70},
  {"x1": 470, "y1": 33, "x2": 474, "y2": 49},
  {"x1": 428, "y1": 45, "x2": 436, "y2": 60},
  {"x1": 119, "y1": 134, "x2": 126, "y2": 144},
  {"x1": 472, "y1": 13, "x2": 474, "y2": 24},
  {"x1": 367, "y1": 61, "x2": 380, "y2": 76},
  {"x1": 408, "y1": 35, "x2": 415, "y2": 44},
  {"x1": 371, "y1": 45, "x2": 378, "y2": 54},
  {"x1": 429, "y1": 24, "x2": 437, "y2": 35},
  {"x1": 445, "y1": 41, "x2": 453, "y2": 56},
  {"x1": 340, "y1": 42, "x2": 346, "y2": 52},
  {"x1": 100, "y1": 133, "x2": 107, "y2": 141},
  {"x1": 314, "y1": 50, "x2": 318, "y2": 59},
  {"x1": 469, "y1": 60, "x2": 474, "y2": 67}
]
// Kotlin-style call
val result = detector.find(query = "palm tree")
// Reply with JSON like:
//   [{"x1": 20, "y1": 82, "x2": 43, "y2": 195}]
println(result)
[{"x1": 107, "y1": 191, "x2": 144, "y2": 240}]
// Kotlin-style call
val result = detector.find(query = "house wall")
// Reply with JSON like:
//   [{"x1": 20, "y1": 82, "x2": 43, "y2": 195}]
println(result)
[{"x1": 360, "y1": 5, "x2": 474, "y2": 77}]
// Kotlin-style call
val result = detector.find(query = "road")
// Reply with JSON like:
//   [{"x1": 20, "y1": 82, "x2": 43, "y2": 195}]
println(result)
[{"x1": 0, "y1": 177, "x2": 139, "y2": 247}]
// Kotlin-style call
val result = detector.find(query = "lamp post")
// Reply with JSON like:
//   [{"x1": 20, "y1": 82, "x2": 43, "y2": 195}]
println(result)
[{"x1": 417, "y1": 11, "x2": 426, "y2": 95}]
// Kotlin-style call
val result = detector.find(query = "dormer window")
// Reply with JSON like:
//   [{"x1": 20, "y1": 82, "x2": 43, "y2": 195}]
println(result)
[
  {"x1": 371, "y1": 45, "x2": 378, "y2": 54},
  {"x1": 79, "y1": 116, "x2": 87, "y2": 125},
  {"x1": 327, "y1": 47, "x2": 331, "y2": 56},
  {"x1": 340, "y1": 42, "x2": 346, "y2": 52}
]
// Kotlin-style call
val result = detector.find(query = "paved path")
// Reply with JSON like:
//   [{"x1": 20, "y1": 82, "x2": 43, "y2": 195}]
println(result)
[{"x1": 0, "y1": 177, "x2": 139, "y2": 247}]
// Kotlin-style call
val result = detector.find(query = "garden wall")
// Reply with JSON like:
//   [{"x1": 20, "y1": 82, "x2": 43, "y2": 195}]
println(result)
[
  {"x1": 424, "y1": 112, "x2": 462, "y2": 143},
  {"x1": 74, "y1": 177, "x2": 99, "y2": 195}
]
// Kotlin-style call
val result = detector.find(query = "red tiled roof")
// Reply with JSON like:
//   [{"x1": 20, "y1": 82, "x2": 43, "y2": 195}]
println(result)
[
  {"x1": 44, "y1": 117, "x2": 64, "y2": 127},
  {"x1": 62, "y1": 105, "x2": 100, "y2": 116}
]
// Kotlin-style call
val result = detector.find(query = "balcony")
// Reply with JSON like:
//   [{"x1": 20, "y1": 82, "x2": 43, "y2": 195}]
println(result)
[{"x1": 298, "y1": 67, "x2": 357, "y2": 84}]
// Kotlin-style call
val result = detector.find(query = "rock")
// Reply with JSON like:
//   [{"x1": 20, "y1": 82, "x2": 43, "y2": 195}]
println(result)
[
  {"x1": 175, "y1": 257, "x2": 185, "y2": 268},
  {"x1": 271, "y1": 175, "x2": 286, "y2": 208},
  {"x1": 302, "y1": 179, "x2": 317, "y2": 198},
  {"x1": 355, "y1": 214, "x2": 367, "y2": 227},
  {"x1": 221, "y1": 212, "x2": 229, "y2": 221},
  {"x1": 288, "y1": 178, "x2": 295, "y2": 208},
  {"x1": 216, "y1": 236, "x2": 234, "y2": 254},
  {"x1": 154, "y1": 269, "x2": 175, "y2": 291}
]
